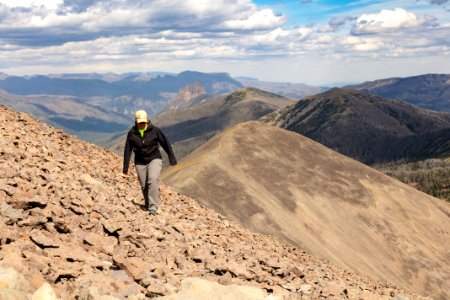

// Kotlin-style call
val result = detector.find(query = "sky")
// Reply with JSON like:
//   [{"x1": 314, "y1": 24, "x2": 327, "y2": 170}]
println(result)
[{"x1": 0, "y1": 0, "x2": 449, "y2": 85}]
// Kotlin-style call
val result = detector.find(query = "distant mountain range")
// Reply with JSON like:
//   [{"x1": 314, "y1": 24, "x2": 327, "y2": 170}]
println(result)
[
  {"x1": 0, "y1": 71, "x2": 246, "y2": 143},
  {"x1": 157, "y1": 87, "x2": 295, "y2": 142},
  {"x1": 0, "y1": 71, "x2": 242, "y2": 98},
  {"x1": 0, "y1": 88, "x2": 130, "y2": 144},
  {"x1": 0, "y1": 71, "x2": 244, "y2": 124},
  {"x1": 46, "y1": 71, "x2": 176, "y2": 82},
  {"x1": 107, "y1": 87, "x2": 295, "y2": 159},
  {"x1": 345, "y1": 74, "x2": 450, "y2": 112},
  {"x1": 237, "y1": 78, "x2": 325, "y2": 99},
  {"x1": 162, "y1": 121, "x2": 450, "y2": 299},
  {"x1": 262, "y1": 88, "x2": 450, "y2": 164},
  {"x1": 2, "y1": 71, "x2": 449, "y2": 163}
]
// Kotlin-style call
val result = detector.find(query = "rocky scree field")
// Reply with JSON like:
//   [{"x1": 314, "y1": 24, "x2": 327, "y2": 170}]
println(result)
[{"x1": 0, "y1": 104, "x2": 421, "y2": 299}]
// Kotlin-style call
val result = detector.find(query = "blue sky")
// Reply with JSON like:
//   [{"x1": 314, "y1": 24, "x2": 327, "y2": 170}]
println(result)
[{"x1": 0, "y1": 0, "x2": 448, "y2": 85}]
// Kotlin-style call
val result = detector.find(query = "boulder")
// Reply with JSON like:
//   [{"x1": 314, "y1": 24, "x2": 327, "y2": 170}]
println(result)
[
  {"x1": 299, "y1": 284, "x2": 312, "y2": 294},
  {"x1": 112, "y1": 256, "x2": 151, "y2": 281},
  {"x1": 77, "y1": 273, "x2": 141, "y2": 300},
  {"x1": 0, "y1": 202, "x2": 23, "y2": 223},
  {"x1": 0, "y1": 289, "x2": 29, "y2": 300},
  {"x1": 0, "y1": 267, "x2": 29, "y2": 291},
  {"x1": 13, "y1": 193, "x2": 48, "y2": 210},
  {"x1": 83, "y1": 232, "x2": 106, "y2": 247},
  {"x1": 0, "y1": 225, "x2": 16, "y2": 245},
  {"x1": 31, "y1": 282, "x2": 58, "y2": 300},
  {"x1": 155, "y1": 277, "x2": 281, "y2": 300}
]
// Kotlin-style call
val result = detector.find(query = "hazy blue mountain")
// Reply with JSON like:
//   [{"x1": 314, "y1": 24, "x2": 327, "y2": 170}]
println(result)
[
  {"x1": 238, "y1": 78, "x2": 326, "y2": 99},
  {"x1": 0, "y1": 71, "x2": 244, "y2": 132},
  {"x1": 0, "y1": 88, "x2": 129, "y2": 144},
  {"x1": 345, "y1": 74, "x2": 450, "y2": 112},
  {"x1": 0, "y1": 71, "x2": 243, "y2": 99}
]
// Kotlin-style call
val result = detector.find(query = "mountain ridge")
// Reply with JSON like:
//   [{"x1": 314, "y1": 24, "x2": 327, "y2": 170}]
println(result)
[
  {"x1": 238, "y1": 79, "x2": 325, "y2": 99},
  {"x1": 345, "y1": 73, "x2": 450, "y2": 112},
  {"x1": 262, "y1": 88, "x2": 450, "y2": 164},
  {"x1": 163, "y1": 120, "x2": 450, "y2": 299},
  {"x1": 107, "y1": 87, "x2": 295, "y2": 161}
]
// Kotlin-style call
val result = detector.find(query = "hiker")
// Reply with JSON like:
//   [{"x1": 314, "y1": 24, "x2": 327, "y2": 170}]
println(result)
[{"x1": 123, "y1": 110, "x2": 177, "y2": 215}]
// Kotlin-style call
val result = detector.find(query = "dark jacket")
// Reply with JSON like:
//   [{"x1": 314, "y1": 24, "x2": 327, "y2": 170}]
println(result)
[{"x1": 123, "y1": 123, "x2": 177, "y2": 173}]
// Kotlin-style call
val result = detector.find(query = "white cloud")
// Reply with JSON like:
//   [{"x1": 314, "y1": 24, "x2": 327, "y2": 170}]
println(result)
[
  {"x1": 243, "y1": 27, "x2": 312, "y2": 47},
  {"x1": 0, "y1": 0, "x2": 62, "y2": 9},
  {"x1": 341, "y1": 36, "x2": 385, "y2": 52},
  {"x1": 223, "y1": 8, "x2": 285, "y2": 30},
  {"x1": 353, "y1": 8, "x2": 428, "y2": 34},
  {"x1": 0, "y1": 0, "x2": 286, "y2": 46},
  {"x1": 352, "y1": 38, "x2": 385, "y2": 52}
]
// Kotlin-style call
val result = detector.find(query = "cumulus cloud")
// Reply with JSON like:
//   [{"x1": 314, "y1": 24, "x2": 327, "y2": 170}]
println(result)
[
  {"x1": 353, "y1": 8, "x2": 433, "y2": 35},
  {"x1": 223, "y1": 8, "x2": 285, "y2": 30},
  {"x1": 241, "y1": 27, "x2": 313, "y2": 50},
  {"x1": 0, "y1": 0, "x2": 285, "y2": 46},
  {"x1": 0, "y1": 0, "x2": 63, "y2": 9},
  {"x1": 62, "y1": 0, "x2": 98, "y2": 13},
  {"x1": 341, "y1": 36, "x2": 385, "y2": 52}
]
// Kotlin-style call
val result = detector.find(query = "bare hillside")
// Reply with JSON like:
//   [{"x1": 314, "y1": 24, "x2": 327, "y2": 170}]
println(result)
[{"x1": 163, "y1": 121, "x2": 450, "y2": 299}]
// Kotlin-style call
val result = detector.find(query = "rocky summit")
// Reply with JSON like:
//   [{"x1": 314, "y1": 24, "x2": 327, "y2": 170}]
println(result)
[{"x1": 0, "y1": 104, "x2": 421, "y2": 299}]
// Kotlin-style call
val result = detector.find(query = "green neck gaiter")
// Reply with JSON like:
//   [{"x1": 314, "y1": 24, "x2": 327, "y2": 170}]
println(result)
[{"x1": 138, "y1": 125, "x2": 147, "y2": 137}]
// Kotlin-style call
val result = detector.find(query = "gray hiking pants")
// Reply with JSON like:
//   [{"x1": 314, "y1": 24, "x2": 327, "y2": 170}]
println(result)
[{"x1": 135, "y1": 159, "x2": 162, "y2": 213}]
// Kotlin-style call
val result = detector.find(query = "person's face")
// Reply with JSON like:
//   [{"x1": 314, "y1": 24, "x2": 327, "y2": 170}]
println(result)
[{"x1": 137, "y1": 122, "x2": 147, "y2": 129}]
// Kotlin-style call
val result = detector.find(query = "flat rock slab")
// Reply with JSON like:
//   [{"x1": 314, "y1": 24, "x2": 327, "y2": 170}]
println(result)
[
  {"x1": 112, "y1": 255, "x2": 151, "y2": 281},
  {"x1": 156, "y1": 277, "x2": 280, "y2": 300},
  {"x1": 0, "y1": 202, "x2": 23, "y2": 222},
  {"x1": 30, "y1": 230, "x2": 59, "y2": 249}
]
